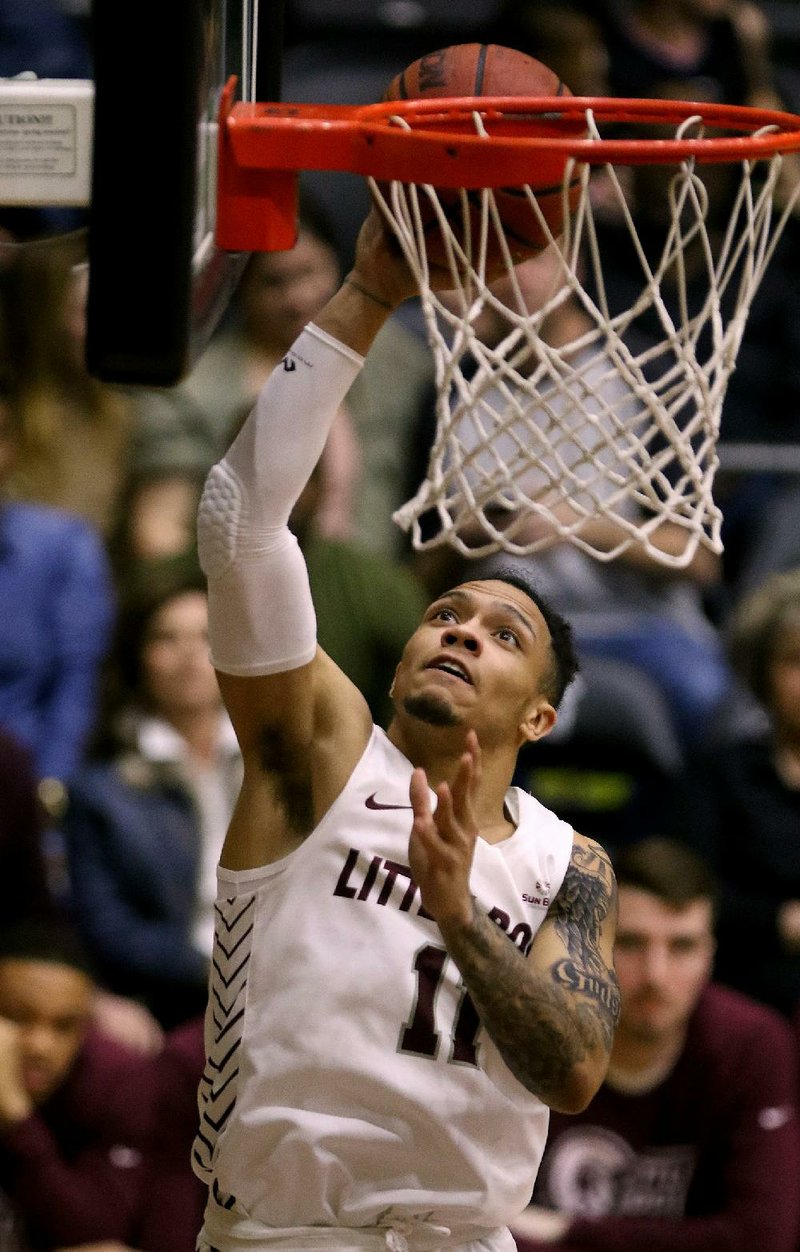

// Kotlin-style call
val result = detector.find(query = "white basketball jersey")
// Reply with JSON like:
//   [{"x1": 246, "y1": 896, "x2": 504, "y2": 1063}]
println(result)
[{"x1": 193, "y1": 726, "x2": 573, "y2": 1243}]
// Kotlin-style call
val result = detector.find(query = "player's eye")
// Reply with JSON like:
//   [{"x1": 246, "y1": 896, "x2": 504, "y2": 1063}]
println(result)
[{"x1": 497, "y1": 626, "x2": 519, "y2": 646}]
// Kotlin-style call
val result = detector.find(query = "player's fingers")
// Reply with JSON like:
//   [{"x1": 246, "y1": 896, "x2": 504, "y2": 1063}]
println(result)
[
  {"x1": 466, "y1": 729, "x2": 482, "y2": 789},
  {"x1": 409, "y1": 767, "x2": 433, "y2": 821},
  {"x1": 450, "y1": 750, "x2": 474, "y2": 822},
  {"x1": 433, "y1": 782, "x2": 458, "y2": 840}
]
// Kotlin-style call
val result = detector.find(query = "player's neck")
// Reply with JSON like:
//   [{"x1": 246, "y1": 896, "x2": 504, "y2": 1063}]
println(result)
[{"x1": 388, "y1": 722, "x2": 516, "y2": 839}]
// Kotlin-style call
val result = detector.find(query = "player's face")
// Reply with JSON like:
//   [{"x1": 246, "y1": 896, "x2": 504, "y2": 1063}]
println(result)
[
  {"x1": 613, "y1": 888, "x2": 715, "y2": 1045},
  {"x1": 141, "y1": 590, "x2": 220, "y2": 720},
  {"x1": 0, "y1": 960, "x2": 93, "y2": 1104},
  {"x1": 766, "y1": 618, "x2": 800, "y2": 736},
  {"x1": 391, "y1": 580, "x2": 557, "y2": 745}
]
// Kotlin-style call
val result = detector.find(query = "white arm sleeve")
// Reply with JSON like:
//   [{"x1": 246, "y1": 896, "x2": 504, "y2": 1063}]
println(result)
[{"x1": 197, "y1": 323, "x2": 364, "y2": 676}]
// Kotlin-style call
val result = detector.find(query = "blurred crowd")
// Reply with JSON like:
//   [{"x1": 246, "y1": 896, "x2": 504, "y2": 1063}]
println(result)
[{"x1": 2, "y1": 0, "x2": 800, "y2": 1249}]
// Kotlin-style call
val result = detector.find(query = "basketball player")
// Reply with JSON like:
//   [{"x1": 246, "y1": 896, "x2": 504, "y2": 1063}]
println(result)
[{"x1": 193, "y1": 206, "x2": 620, "y2": 1252}]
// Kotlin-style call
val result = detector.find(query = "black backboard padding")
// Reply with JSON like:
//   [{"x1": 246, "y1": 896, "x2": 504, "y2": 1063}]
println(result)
[{"x1": 87, "y1": 0, "x2": 249, "y2": 386}]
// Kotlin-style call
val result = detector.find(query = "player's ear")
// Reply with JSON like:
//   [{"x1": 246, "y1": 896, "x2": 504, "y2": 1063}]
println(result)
[{"x1": 519, "y1": 698, "x2": 557, "y2": 745}]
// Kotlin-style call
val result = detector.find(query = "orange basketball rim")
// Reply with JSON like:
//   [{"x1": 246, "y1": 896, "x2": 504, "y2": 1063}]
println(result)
[{"x1": 215, "y1": 78, "x2": 800, "y2": 252}]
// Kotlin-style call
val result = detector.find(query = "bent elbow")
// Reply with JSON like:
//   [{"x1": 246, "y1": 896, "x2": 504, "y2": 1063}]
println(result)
[
  {"x1": 551, "y1": 1086, "x2": 595, "y2": 1116},
  {"x1": 545, "y1": 1063, "x2": 605, "y2": 1115}
]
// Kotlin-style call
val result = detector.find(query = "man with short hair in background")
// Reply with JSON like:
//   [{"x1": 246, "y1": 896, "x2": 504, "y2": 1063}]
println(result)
[{"x1": 511, "y1": 836, "x2": 800, "y2": 1252}]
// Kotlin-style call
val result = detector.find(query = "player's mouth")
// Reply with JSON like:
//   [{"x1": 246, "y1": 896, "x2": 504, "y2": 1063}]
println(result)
[{"x1": 425, "y1": 655, "x2": 473, "y2": 685}]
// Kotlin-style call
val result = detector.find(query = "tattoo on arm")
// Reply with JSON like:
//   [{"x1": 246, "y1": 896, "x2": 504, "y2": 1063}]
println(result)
[
  {"x1": 550, "y1": 839, "x2": 617, "y2": 973},
  {"x1": 440, "y1": 840, "x2": 619, "y2": 1104},
  {"x1": 548, "y1": 840, "x2": 620, "y2": 1049}
]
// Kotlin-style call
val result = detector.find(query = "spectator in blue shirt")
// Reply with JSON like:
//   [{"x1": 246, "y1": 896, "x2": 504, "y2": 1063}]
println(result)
[{"x1": 0, "y1": 377, "x2": 115, "y2": 813}]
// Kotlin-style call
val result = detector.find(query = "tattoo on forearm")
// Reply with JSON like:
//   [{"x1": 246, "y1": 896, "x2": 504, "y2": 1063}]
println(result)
[
  {"x1": 552, "y1": 957, "x2": 620, "y2": 1050},
  {"x1": 446, "y1": 906, "x2": 579, "y2": 1095},
  {"x1": 440, "y1": 841, "x2": 619, "y2": 1104}
]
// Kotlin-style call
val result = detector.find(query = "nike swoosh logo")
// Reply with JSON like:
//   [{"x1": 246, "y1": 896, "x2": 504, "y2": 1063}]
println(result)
[{"x1": 365, "y1": 793, "x2": 413, "y2": 811}]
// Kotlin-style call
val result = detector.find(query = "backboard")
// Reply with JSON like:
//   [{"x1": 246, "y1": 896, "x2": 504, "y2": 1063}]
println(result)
[{"x1": 86, "y1": 0, "x2": 284, "y2": 386}]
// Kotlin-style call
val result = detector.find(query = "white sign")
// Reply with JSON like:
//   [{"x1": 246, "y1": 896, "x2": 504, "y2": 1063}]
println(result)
[{"x1": 0, "y1": 79, "x2": 93, "y2": 205}]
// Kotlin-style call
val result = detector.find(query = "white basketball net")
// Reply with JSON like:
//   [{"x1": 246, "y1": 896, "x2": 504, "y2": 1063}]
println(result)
[{"x1": 374, "y1": 107, "x2": 800, "y2": 567}]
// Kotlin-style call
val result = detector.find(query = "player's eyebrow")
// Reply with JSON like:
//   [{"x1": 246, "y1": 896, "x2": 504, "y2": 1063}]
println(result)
[{"x1": 436, "y1": 588, "x2": 538, "y2": 640}]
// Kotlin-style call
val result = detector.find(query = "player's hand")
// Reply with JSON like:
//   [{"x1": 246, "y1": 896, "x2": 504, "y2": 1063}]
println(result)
[
  {"x1": 349, "y1": 205, "x2": 420, "y2": 308},
  {"x1": 408, "y1": 731, "x2": 481, "y2": 928},
  {"x1": 353, "y1": 201, "x2": 473, "y2": 304}
]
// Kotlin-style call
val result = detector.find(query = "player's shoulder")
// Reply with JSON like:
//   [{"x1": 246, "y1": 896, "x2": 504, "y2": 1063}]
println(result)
[
  {"x1": 545, "y1": 829, "x2": 616, "y2": 920},
  {"x1": 513, "y1": 784, "x2": 581, "y2": 837},
  {"x1": 568, "y1": 829, "x2": 615, "y2": 878}
]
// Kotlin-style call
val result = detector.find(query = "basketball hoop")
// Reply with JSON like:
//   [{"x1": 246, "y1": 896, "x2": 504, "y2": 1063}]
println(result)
[{"x1": 216, "y1": 89, "x2": 800, "y2": 566}]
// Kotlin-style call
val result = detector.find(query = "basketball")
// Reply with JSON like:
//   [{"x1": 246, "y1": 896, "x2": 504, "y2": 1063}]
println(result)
[{"x1": 381, "y1": 44, "x2": 583, "y2": 267}]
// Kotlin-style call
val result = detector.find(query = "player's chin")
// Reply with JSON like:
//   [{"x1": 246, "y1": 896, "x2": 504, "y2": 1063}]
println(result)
[{"x1": 403, "y1": 692, "x2": 462, "y2": 728}]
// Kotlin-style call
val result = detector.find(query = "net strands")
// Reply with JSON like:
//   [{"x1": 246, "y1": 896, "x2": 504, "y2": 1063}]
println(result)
[{"x1": 377, "y1": 106, "x2": 800, "y2": 568}]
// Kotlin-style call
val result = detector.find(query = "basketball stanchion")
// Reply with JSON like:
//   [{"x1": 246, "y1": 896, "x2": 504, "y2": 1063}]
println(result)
[{"x1": 215, "y1": 80, "x2": 800, "y2": 568}]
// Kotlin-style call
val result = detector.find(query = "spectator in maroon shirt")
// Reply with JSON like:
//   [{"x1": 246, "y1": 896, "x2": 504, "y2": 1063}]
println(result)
[
  {"x1": 511, "y1": 836, "x2": 800, "y2": 1252},
  {"x1": 133, "y1": 1013, "x2": 207, "y2": 1252},
  {"x1": 0, "y1": 918, "x2": 156, "y2": 1251}
]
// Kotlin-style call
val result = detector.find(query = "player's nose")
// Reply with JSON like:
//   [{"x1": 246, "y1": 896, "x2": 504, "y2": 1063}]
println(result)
[{"x1": 441, "y1": 623, "x2": 482, "y2": 653}]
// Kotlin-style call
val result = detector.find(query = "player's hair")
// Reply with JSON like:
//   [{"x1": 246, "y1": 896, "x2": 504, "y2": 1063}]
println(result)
[
  {"x1": 614, "y1": 837, "x2": 720, "y2": 920},
  {"x1": 728, "y1": 567, "x2": 800, "y2": 707},
  {"x1": 473, "y1": 567, "x2": 580, "y2": 707},
  {"x1": 0, "y1": 917, "x2": 95, "y2": 978}
]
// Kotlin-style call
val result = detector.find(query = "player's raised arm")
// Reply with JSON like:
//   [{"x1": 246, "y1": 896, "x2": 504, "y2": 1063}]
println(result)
[{"x1": 195, "y1": 209, "x2": 416, "y2": 758}]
